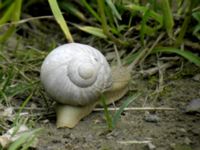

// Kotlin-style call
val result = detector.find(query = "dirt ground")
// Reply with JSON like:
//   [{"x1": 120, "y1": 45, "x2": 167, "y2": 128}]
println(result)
[{"x1": 36, "y1": 63, "x2": 200, "y2": 150}]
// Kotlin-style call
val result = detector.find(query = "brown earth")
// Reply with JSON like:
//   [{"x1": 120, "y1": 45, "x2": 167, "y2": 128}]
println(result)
[{"x1": 36, "y1": 63, "x2": 200, "y2": 150}]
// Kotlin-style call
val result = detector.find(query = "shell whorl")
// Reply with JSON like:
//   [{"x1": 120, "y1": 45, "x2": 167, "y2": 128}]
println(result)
[{"x1": 40, "y1": 43, "x2": 112, "y2": 106}]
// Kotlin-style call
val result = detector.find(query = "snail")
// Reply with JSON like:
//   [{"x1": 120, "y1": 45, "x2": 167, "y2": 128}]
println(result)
[{"x1": 40, "y1": 43, "x2": 132, "y2": 128}]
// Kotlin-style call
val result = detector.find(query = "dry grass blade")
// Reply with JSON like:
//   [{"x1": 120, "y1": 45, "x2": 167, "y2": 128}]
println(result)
[
  {"x1": 117, "y1": 140, "x2": 151, "y2": 144},
  {"x1": 48, "y1": 0, "x2": 74, "y2": 42},
  {"x1": 72, "y1": 24, "x2": 107, "y2": 38},
  {"x1": 0, "y1": 16, "x2": 54, "y2": 28},
  {"x1": 94, "y1": 107, "x2": 175, "y2": 111},
  {"x1": 128, "y1": 33, "x2": 165, "y2": 70}
]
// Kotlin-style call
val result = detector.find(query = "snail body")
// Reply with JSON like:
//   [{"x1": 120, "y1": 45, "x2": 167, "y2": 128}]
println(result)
[{"x1": 41, "y1": 43, "x2": 131, "y2": 128}]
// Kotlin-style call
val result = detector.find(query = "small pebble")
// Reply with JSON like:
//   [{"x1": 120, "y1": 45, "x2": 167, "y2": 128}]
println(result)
[
  {"x1": 193, "y1": 74, "x2": 200, "y2": 81},
  {"x1": 144, "y1": 112, "x2": 160, "y2": 123},
  {"x1": 86, "y1": 134, "x2": 93, "y2": 141},
  {"x1": 178, "y1": 128, "x2": 187, "y2": 133},
  {"x1": 184, "y1": 137, "x2": 192, "y2": 145},
  {"x1": 185, "y1": 99, "x2": 200, "y2": 114},
  {"x1": 147, "y1": 142, "x2": 156, "y2": 150},
  {"x1": 68, "y1": 133, "x2": 75, "y2": 140},
  {"x1": 191, "y1": 129, "x2": 200, "y2": 136},
  {"x1": 65, "y1": 143, "x2": 73, "y2": 149},
  {"x1": 42, "y1": 119, "x2": 49, "y2": 124},
  {"x1": 106, "y1": 135, "x2": 113, "y2": 140}
]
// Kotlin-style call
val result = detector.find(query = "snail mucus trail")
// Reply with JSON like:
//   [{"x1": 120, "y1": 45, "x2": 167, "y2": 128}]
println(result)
[{"x1": 40, "y1": 43, "x2": 132, "y2": 128}]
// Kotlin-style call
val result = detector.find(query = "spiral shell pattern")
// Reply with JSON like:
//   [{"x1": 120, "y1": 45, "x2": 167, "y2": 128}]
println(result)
[{"x1": 40, "y1": 43, "x2": 112, "y2": 106}]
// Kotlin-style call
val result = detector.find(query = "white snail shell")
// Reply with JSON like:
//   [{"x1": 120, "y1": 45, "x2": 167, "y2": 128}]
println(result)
[{"x1": 40, "y1": 43, "x2": 112, "y2": 106}]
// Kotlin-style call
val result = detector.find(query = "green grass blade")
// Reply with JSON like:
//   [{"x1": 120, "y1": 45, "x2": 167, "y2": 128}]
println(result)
[
  {"x1": 0, "y1": 0, "x2": 13, "y2": 9},
  {"x1": 0, "y1": 0, "x2": 22, "y2": 42},
  {"x1": 140, "y1": 4, "x2": 151, "y2": 46},
  {"x1": 160, "y1": 0, "x2": 174, "y2": 37},
  {"x1": 0, "y1": 25, "x2": 16, "y2": 42},
  {"x1": 112, "y1": 93, "x2": 140, "y2": 128},
  {"x1": 1, "y1": 67, "x2": 15, "y2": 92},
  {"x1": 73, "y1": 24, "x2": 107, "y2": 38},
  {"x1": 12, "y1": 0, "x2": 23, "y2": 21},
  {"x1": 153, "y1": 47, "x2": 200, "y2": 66},
  {"x1": 142, "y1": 25, "x2": 157, "y2": 35},
  {"x1": 105, "y1": 0, "x2": 121, "y2": 20},
  {"x1": 175, "y1": 1, "x2": 198, "y2": 47},
  {"x1": 97, "y1": 0, "x2": 127, "y2": 46},
  {"x1": 124, "y1": 51, "x2": 140, "y2": 65},
  {"x1": 192, "y1": 11, "x2": 200, "y2": 39},
  {"x1": 21, "y1": 128, "x2": 42, "y2": 150},
  {"x1": 59, "y1": 2, "x2": 86, "y2": 21},
  {"x1": 21, "y1": 136, "x2": 36, "y2": 150},
  {"x1": 0, "y1": 2, "x2": 15, "y2": 24},
  {"x1": 100, "y1": 94, "x2": 113, "y2": 130},
  {"x1": 13, "y1": 91, "x2": 34, "y2": 125},
  {"x1": 8, "y1": 128, "x2": 42, "y2": 150},
  {"x1": 7, "y1": 83, "x2": 34, "y2": 98},
  {"x1": 0, "y1": 0, "x2": 22, "y2": 24},
  {"x1": 0, "y1": 90, "x2": 9, "y2": 105},
  {"x1": 193, "y1": 25, "x2": 200, "y2": 40},
  {"x1": 126, "y1": 4, "x2": 163, "y2": 24},
  {"x1": 8, "y1": 132, "x2": 33, "y2": 150},
  {"x1": 48, "y1": 0, "x2": 74, "y2": 42},
  {"x1": 80, "y1": 0, "x2": 101, "y2": 22},
  {"x1": 193, "y1": 11, "x2": 200, "y2": 23}
]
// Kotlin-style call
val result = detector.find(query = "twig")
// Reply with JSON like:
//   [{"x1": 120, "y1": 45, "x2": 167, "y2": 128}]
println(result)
[
  {"x1": 157, "y1": 58, "x2": 164, "y2": 93},
  {"x1": 139, "y1": 33, "x2": 165, "y2": 65},
  {"x1": 159, "y1": 56, "x2": 180, "y2": 61},
  {"x1": 124, "y1": 43, "x2": 140, "y2": 59},
  {"x1": 138, "y1": 62, "x2": 175, "y2": 77},
  {"x1": 184, "y1": 40, "x2": 200, "y2": 50},
  {"x1": 117, "y1": 140, "x2": 151, "y2": 144},
  {"x1": 0, "y1": 124, "x2": 9, "y2": 130},
  {"x1": 128, "y1": 33, "x2": 164, "y2": 70},
  {"x1": 13, "y1": 107, "x2": 49, "y2": 110},
  {"x1": 14, "y1": 106, "x2": 175, "y2": 111},
  {"x1": 0, "y1": 15, "x2": 54, "y2": 28},
  {"x1": 93, "y1": 107, "x2": 175, "y2": 111}
]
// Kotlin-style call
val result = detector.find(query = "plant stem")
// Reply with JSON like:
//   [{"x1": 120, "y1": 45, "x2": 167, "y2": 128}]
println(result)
[
  {"x1": 100, "y1": 94, "x2": 113, "y2": 130},
  {"x1": 81, "y1": 0, "x2": 101, "y2": 22},
  {"x1": 97, "y1": 0, "x2": 127, "y2": 46},
  {"x1": 175, "y1": 0, "x2": 193, "y2": 47}
]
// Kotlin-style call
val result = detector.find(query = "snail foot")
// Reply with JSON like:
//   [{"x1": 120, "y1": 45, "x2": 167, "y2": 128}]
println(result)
[{"x1": 55, "y1": 103, "x2": 96, "y2": 128}]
